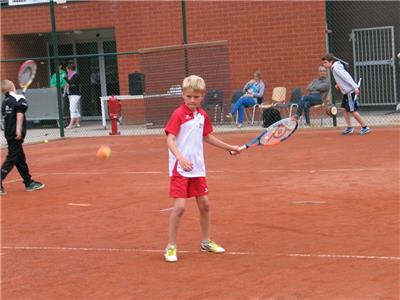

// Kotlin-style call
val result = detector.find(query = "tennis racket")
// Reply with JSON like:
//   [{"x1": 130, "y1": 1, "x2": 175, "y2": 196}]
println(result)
[
  {"x1": 18, "y1": 60, "x2": 37, "y2": 94},
  {"x1": 230, "y1": 117, "x2": 298, "y2": 155},
  {"x1": 353, "y1": 78, "x2": 362, "y2": 102}
]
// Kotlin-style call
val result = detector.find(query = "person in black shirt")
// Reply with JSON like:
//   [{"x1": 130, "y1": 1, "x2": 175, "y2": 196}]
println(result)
[
  {"x1": 65, "y1": 63, "x2": 81, "y2": 129},
  {"x1": 1, "y1": 80, "x2": 45, "y2": 195}
]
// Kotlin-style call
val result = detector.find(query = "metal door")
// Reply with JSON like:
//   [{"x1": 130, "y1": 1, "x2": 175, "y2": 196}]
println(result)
[{"x1": 352, "y1": 26, "x2": 397, "y2": 106}]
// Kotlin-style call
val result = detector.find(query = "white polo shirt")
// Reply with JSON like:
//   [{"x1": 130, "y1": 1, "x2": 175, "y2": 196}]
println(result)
[{"x1": 165, "y1": 104, "x2": 213, "y2": 177}]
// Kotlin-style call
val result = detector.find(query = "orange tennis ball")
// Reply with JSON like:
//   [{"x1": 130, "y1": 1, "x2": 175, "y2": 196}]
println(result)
[{"x1": 97, "y1": 145, "x2": 111, "y2": 160}]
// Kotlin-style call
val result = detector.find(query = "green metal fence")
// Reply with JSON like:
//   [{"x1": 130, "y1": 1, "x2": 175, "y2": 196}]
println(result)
[{"x1": 1, "y1": 0, "x2": 399, "y2": 146}]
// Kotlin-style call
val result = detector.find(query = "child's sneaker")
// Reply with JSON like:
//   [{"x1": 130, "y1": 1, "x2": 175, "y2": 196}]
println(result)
[
  {"x1": 164, "y1": 245, "x2": 177, "y2": 262},
  {"x1": 200, "y1": 240, "x2": 225, "y2": 253},
  {"x1": 0, "y1": 186, "x2": 6, "y2": 196},
  {"x1": 341, "y1": 127, "x2": 354, "y2": 135},
  {"x1": 26, "y1": 180, "x2": 45, "y2": 192},
  {"x1": 359, "y1": 126, "x2": 370, "y2": 135}
]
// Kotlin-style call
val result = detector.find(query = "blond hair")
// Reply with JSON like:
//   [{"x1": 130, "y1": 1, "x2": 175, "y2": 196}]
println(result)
[
  {"x1": 1, "y1": 80, "x2": 15, "y2": 94},
  {"x1": 182, "y1": 75, "x2": 206, "y2": 93}
]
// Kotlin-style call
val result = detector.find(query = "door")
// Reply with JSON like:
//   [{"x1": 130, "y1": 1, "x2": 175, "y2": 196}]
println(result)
[
  {"x1": 102, "y1": 41, "x2": 120, "y2": 97},
  {"x1": 76, "y1": 42, "x2": 101, "y2": 117},
  {"x1": 352, "y1": 26, "x2": 397, "y2": 106},
  {"x1": 49, "y1": 40, "x2": 119, "y2": 118}
]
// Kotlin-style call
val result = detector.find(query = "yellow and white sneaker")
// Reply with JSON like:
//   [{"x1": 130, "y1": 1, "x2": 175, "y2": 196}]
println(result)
[
  {"x1": 200, "y1": 240, "x2": 225, "y2": 253},
  {"x1": 164, "y1": 245, "x2": 178, "y2": 262}
]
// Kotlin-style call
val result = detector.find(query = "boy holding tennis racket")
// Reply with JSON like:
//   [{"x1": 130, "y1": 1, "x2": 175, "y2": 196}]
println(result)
[
  {"x1": 164, "y1": 75, "x2": 240, "y2": 262},
  {"x1": 0, "y1": 80, "x2": 45, "y2": 195},
  {"x1": 322, "y1": 53, "x2": 370, "y2": 135}
]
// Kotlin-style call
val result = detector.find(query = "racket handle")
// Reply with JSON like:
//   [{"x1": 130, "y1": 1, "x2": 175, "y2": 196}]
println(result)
[
  {"x1": 229, "y1": 144, "x2": 247, "y2": 155},
  {"x1": 238, "y1": 145, "x2": 247, "y2": 151}
]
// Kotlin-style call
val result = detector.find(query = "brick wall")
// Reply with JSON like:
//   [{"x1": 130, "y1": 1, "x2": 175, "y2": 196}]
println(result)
[{"x1": 1, "y1": 1, "x2": 327, "y2": 101}]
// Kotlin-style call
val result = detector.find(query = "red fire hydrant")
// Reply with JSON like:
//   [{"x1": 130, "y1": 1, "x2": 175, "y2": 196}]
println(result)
[{"x1": 108, "y1": 96, "x2": 121, "y2": 135}]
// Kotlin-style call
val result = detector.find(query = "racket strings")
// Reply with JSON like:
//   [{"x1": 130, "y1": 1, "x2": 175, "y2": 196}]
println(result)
[
  {"x1": 19, "y1": 69, "x2": 33, "y2": 85},
  {"x1": 261, "y1": 122, "x2": 295, "y2": 146},
  {"x1": 18, "y1": 61, "x2": 37, "y2": 88}
]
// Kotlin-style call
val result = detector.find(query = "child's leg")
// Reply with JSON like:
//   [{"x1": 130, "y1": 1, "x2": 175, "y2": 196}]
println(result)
[
  {"x1": 15, "y1": 143, "x2": 32, "y2": 186},
  {"x1": 196, "y1": 195, "x2": 225, "y2": 253},
  {"x1": 196, "y1": 195, "x2": 210, "y2": 241},
  {"x1": 351, "y1": 111, "x2": 367, "y2": 127},
  {"x1": 1, "y1": 140, "x2": 21, "y2": 184},
  {"x1": 168, "y1": 198, "x2": 186, "y2": 246},
  {"x1": 343, "y1": 109, "x2": 351, "y2": 127}
]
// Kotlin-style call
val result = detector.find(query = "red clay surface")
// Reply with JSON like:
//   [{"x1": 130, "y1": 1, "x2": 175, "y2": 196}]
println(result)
[{"x1": 1, "y1": 128, "x2": 399, "y2": 300}]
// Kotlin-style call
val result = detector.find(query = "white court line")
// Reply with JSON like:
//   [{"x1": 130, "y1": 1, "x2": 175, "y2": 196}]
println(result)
[
  {"x1": 68, "y1": 203, "x2": 92, "y2": 207},
  {"x1": 159, "y1": 207, "x2": 174, "y2": 212},
  {"x1": 3, "y1": 168, "x2": 393, "y2": 184},
  {"x1": 258, "y1": 168, "x2": 391, "y2": 173},
  {"x1": 292, "y1": 201, "x2": 326, "y2": 204},
  {"x1": 2, "y1": 246, "x2": 399, "y2": 261}
]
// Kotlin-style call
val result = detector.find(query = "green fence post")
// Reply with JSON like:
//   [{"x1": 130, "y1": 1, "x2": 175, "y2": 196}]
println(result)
[{"x1": 50, "y1": 0, "x2": 65, "y2": 137}]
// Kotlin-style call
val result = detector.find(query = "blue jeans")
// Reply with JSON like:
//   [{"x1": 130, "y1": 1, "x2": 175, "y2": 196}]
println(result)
[
  {"x1": 230, "y1": 96, "x2": 256, "y2": 124},
  {"x1": 295, "y1": 94, "x2": 322, "y2": 125}
]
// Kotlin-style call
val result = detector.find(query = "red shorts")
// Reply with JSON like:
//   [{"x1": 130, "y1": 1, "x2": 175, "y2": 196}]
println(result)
[{"x1": 169, "y1": 175, "x2": 208, "y2": 198}]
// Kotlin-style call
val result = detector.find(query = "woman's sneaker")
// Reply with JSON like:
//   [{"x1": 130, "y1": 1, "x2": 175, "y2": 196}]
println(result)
[
  {"x1": 26, "y1": 180, "x2": 45, "y2": 192},
  {"x1": 341, "y1": 127, "x2": 354, "y2": 135},
  {"x1": 164, "y1": 245, "x2": 178, "y2": 262},
  {"x1": 359, "y1": 126, "x2": 370, "y2": 135},
  {"x1": 200, "y1": 240, "x2": 225, "y2": 253}
]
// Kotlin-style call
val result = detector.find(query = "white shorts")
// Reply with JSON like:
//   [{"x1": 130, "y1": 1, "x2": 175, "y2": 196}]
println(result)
[{"x1": 68, "y1": 95, "x2": 81, "y2": 118}]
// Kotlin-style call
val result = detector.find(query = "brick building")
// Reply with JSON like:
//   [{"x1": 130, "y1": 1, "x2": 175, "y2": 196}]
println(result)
[{"x1": 1, "y1": 1, "x2": 327, "y2": 88}]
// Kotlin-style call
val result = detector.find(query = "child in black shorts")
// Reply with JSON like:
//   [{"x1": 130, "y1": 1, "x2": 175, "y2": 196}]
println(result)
[{"x1": 322, "y1": 53, "x2": 370, "y2": 135}]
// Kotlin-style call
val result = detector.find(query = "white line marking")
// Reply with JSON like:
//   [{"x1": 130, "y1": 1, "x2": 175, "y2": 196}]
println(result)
[
  {"x1": 3, "y1": 168, "x2": 393, "y2": 184},
  {"x1": 2, "y1": 246, "x2": 399, "y2": 261},
  {"x1": 124, "y1": 171, "x2": 162, "y2": 174},
  {"x1": 258, "y1": 168, "x2": 391, "y2": 173},
  {"x1": 159, "y1": 207, "x2": 174, "y2": 212},
  {"x1": 292, "y1": 201, "x2": 326, "y2": 204},
  {"x1": 3, "y1": 178, "x2": 22, "y2": 183},
  {"x1": 68, "y1": 203, "x2": 92, "y2": 207}
]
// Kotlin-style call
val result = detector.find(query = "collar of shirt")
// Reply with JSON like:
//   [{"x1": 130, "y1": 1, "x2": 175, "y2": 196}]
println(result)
[{"x1": 181, "y1": 103, "x2": 199, "y2": 116}]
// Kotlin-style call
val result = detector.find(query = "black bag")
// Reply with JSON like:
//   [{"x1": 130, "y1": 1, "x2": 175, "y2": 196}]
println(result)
[{"x1": 262, "y1": 107, "x2": 281, "y2": 128}]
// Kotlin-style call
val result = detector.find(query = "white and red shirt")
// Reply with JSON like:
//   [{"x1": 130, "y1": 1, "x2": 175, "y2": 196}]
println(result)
[{"x1": 165, "y1": 104, "x2": 213, "y2": 177}]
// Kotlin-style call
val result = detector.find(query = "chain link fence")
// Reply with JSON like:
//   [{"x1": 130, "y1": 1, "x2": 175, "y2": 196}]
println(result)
[
  {"x1": 326, "y1": 1, "x2": 400, "y2": 127},
  {"x1": 1, "y1": 1, "x2": 399, "y2": 145}
]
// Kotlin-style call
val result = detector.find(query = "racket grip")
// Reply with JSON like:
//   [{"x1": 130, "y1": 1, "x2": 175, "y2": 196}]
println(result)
[{"x1": 229, "y1": 145, "x2": 247, "y2": 155}]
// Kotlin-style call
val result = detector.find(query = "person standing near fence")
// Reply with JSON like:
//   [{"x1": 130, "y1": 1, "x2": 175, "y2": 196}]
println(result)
[
  {"x1": 0, "y1": 80, "x2": 45, "y2": 195},
  {"x1": 322, "y1": 53, "x2": 370, "y2": 135},
  {"x1": 50, "y1": 63, "x2": 68, "y2": 119},
  {"x1": 65, "y1": 63, "x2": 81, "y2": 129},
  {"x1": 50, "y1": 63, "x2": 67, "y2": 92}
]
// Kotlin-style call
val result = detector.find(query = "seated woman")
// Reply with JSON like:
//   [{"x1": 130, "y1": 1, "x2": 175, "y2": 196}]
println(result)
[
  {"x1": 228, "y1": 70, "x2": 265, "y2": 128},
  {"x1": 294, "y1": 66, "x2": 330, "y2": 126}
]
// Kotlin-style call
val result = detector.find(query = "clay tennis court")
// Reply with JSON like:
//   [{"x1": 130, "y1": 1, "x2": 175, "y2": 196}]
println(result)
[{"x1": 1, "y1": 128, "x2": 399, "y2": 299}]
